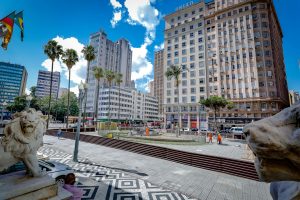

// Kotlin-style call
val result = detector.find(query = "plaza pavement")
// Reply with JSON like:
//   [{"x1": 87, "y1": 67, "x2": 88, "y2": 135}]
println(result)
[{"x1": 43, "y1": 135, "x2": 271, "y2": 200}]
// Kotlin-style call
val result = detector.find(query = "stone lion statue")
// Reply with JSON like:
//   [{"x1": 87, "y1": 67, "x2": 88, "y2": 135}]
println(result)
[
  {"x1": 0, "y1": 108, "x2": 46, "y2": 177},
  {"x1": 244, "y1": 102, "x2": 300, "y2": 199}
]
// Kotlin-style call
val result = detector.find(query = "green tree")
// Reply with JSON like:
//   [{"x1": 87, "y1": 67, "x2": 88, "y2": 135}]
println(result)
[
  {"x1": 30, "y1": 86, "x2": 37, "y2": 98},
  {"x1": 93, "y1": 67, "x2": 104, "y2": 126},
  {"x1": 165, "y1": 65, "x2": 186, "y2": 137},
  {"x1": 62, "y1": 48, "x2": 79, "y2": 128},
  {"x1": 200, "y1": 96, "x2": 233, "y2": 131},
  {"x1": 115, "y1": 73, "x2": 123, "y2": 127},
  {"x1": 104, "y1": 70, "x2": 116, "y2": 125},
  {"x1": 82, "y1": 45, "x2": 96, "y2": 126},
  {"x1": 29, "y1": 86, "x2": 40, "y2": 110},
  {"x1": 6, "y1": 95, "x2": 27, "y2": 113},
  {"x1": 52, "y1": 92, "x2": 79, "y2": 122},
  {"x1": 44, "y1": 40, "x2": 63, "y2": 128}
]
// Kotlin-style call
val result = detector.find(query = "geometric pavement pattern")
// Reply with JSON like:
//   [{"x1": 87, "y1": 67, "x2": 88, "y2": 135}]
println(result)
[{"x1": 39, "y1": 146, "x2": 198, "y2": 200}]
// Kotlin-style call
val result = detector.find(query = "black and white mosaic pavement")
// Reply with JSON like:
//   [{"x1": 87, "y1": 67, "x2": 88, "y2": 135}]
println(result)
[{"x1": 38, "y1": 147, "x2": 197, "y2": 200}]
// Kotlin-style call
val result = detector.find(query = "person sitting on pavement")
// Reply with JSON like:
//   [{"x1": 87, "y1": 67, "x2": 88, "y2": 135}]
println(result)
[{"x1": 63, "y1": 173, "x2": 84, "y2": 200}]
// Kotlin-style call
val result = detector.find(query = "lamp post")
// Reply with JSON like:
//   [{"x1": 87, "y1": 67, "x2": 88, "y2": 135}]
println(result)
[
  {"x1": 73, "y1": 81, "x2": 88, "y2": 162},
  {"x1": 1, "y1": 101, "x2": 7, "y2": 125},
  {"x1": 26, "y1": 95, "x2": 33, "y2": 109}
]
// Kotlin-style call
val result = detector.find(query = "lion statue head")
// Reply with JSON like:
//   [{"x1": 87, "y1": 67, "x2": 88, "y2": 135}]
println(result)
[
  {"x1": 0, "y1": 108, "x2": 46, "y2": 177},
  {"x1": 243, "y1": 102, "x2": 300, "y2": 182}
]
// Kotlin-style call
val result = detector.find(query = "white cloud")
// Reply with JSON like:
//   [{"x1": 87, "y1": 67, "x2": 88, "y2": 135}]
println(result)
[
  {"x1": 111, "y1": 11, "x2": 122, "y2": 27},
  {"x1": 154, "y1": 42, "x2": 164, "y2": 51},
  {"x1": 70, "y1": 86, "x2": 79, "y2": 97},
  {"x1": 110, "y1": 0, "x2": 122, "y2": 9},
  {"x1": 131, "y1": 43, "x2": 153, "y2": 81},
  {"x1": 124, "y1": 0, "x2": 160, "y2": 41},
  {"x1": 25, "y1": 88, "x2": 30, "y2": 95},
  {"x1": 42, "y1": 36, "x2": 87, "y2": 89}
]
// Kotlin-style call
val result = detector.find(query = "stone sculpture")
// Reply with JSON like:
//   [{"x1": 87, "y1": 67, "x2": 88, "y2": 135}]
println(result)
[
  {"x1": 244, "y1": 102, "x2": 300, "y2": 199},
  {"x1": 0, "y1": 108, "x2": 46, "y2": 177}
]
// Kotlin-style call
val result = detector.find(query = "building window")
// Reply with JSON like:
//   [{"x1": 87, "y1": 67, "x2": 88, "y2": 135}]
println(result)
[
  {"x1": 191, "y1": 96, "x2": 196, "y2": 102},
  {"x1": 190, "y1": 79, "x2": 196, "y2": 85},
  {"x1": 191, "y1": 88, "x2": 196, "y2": 94}
]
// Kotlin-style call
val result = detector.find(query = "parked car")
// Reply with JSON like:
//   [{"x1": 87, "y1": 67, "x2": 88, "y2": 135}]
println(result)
[
  {"x1": 0, "y1": 159, "x2": 74, "y2": 186},
  {"x1": 230, "y1": 127, "x2": 244, "y2": 134},
  {"x1": 191, "y1": 128, "x2": 198, "y2": 132},
  {"x1": 180, "y1": 127, "x2": 190, "y2": 132}
]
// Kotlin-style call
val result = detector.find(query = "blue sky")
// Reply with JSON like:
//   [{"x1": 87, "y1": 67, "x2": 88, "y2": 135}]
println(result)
[{"x1": 0, "y1": 0, "x2": 299, "y2": 94}]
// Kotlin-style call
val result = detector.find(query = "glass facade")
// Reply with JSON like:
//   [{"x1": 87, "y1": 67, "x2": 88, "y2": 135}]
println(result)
[{"x1": 0, "y1": 62, "x2": 27, "y2": 110}]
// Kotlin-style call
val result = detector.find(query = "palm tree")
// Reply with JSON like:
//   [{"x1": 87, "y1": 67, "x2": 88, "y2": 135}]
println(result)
[
  {"x1": 104, "y1": 70, "x2": 116, "y2": 127},
  {"x1": 93, "y1": 67, "x2": 104, "y2": 128},
  {"x1": 82, "y1": 45, "x2": 96, "y2": 128},
  {"x1": 165, "y1": 65, "x2": 186, "y2": 137},
  {"x1": 44, "y1": 40, "x2": 63, "y2": 129},
  {"x1": 115, "y1": 73, "x2": 123, "y2": 128},
  {"x1": 62, "y1": 49, "x2": 79, "y2": 128},
  {"x1": 200, "y1": 96, "x2": 233, "y2": 131}
]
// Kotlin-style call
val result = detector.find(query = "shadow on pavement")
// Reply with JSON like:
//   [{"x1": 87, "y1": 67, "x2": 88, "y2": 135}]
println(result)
[{"x1": 78, "y1": 161, "x2": 148, "y2": 177}]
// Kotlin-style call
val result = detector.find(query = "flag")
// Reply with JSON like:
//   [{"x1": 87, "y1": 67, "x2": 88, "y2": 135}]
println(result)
[
  {"x1": 0, "y1": 11, "x2": 15, "y2": 50},
  {"x1": 15, "y1": 11, "x2": 24, "y2": 41}
]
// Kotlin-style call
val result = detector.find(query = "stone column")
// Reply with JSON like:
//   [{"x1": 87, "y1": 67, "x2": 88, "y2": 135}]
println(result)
[
  {"x1": 164, "y1": 114, "x2": 167, "y2": 129},
  {"x1": 188, "y1": 114, "x2": 191, "y2": 128},
  {"x1": 179, "y1": 114, "x2": 182, "y2": 129}
]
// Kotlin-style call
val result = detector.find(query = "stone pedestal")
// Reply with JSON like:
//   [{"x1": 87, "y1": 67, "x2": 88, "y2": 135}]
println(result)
[{"x1": 0, "y1": 171, "x2": 70, "y2": 200}]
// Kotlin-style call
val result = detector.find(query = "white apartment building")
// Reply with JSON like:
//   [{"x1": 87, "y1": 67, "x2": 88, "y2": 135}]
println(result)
[
  {"x1": 164, "y1": 1, "x2": 208, "y2": 130},
  {"x1": 97, "y1": 87, "x2": 159, "y2": 122},
  {"x1": 163, "y1": 0, "x2": 288, "y2": 130},
  {"x1": 86, "y1": 30, "x2": 133, "y2": 117}
]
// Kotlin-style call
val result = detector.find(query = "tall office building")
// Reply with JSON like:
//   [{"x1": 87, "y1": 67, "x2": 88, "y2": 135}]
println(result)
[
  {"x1": 148, "y1": 80, "x2": 154, "y2": 96},
  {"x1": 36, "y1": 70, "x2": 60, "y2": 99},
  {"x1": 163, "y1": 0, "x2": 289, "y2": 129},
  {"x1": 86, "y1": 30, "x2": 133, "y2": 118},
  {"x1": 289, "y1": 90, "x2": 300, "y2": 106},
  {"x1": 164, "y1": 1, "x2": 207, "y2": 129},
  {"x1": 0, "y1": 62, "x2": 27, "y2": 109},
  {"x1": 154, "y1": 49, "x2": 165, "y2": 118}
]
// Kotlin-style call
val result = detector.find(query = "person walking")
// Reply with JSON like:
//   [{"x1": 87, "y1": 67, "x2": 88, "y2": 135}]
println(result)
[
  {"x1": 57, "y1": 128, "x2": 63, "y2": 139},
  {"x1": 208, "y1": 132, "x2": 213, "y2": 144},
  {"x1": 217, "y1": 133, "x2": 222, "y2": 144}
]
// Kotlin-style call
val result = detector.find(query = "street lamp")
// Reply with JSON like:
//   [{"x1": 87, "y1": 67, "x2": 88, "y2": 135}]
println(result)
[
  {"x1": 1, "y1": 101, "x2": 7, "y2": 125},
  {"x1": 73, "y1": 81, "x2": 88, "y2": 162},
  {"x1": 26, "y1": 95, "x2": 33, "y2": 109}
]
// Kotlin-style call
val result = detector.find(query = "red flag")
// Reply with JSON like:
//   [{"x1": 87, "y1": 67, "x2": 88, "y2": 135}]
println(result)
[{"x1": 0, "y1": 11, "x2": 15, "y2": 50}]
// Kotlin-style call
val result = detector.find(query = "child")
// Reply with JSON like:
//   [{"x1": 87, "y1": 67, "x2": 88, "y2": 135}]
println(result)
[{"x1": 63, "y1": 173, "x2": 84, "y2": 200}]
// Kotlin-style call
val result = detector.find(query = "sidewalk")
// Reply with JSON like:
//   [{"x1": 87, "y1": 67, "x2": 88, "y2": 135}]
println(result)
[{"x1": 43, "y1": 135, "x2": 272, "y2": 200}]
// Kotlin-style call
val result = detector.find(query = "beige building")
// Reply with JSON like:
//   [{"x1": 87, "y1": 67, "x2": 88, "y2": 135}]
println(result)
[
  {"x1": 148, "y1": 80, "x2": 154, "y2": 96},
  {"x1": 153, "y1": 49, "x2": 164, "y2": 118},
  {"x1": 289, "y1": 90, "x2": 300, "y2": 106},
  {"x1": 163, "y1": 0, "x2": 289, "y2": 129}
]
